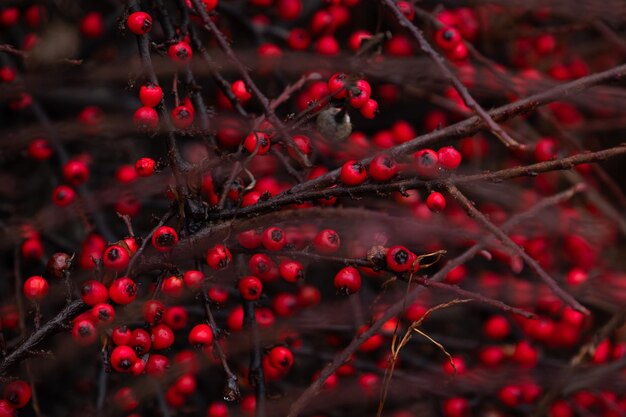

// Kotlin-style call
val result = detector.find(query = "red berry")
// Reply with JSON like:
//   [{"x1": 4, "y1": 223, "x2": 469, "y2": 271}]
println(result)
[
  {"x1": 314, "y1": 35, "x2": 339, "y2": 55},
  {"x1": 206, "y1": 244, "x2": 232, "y2": 269},
  {"x1": 334, "y1": 266, "x2": 361, "y2": 294},
  {"x1": 0, "y1": 400, "x2": 14, "y2": 417},
  {"x1": 262, "y1": 227, "x2": 286, "y2": 251},
  {"x1": 110, "y1": 346, "x2": 138, "y2": 373},
  {"x1": 208, "y1": 285, "x2": 229, "y2": 304},
  {"x1": 386, "y1": 246, "x2": 417, "y2": 273},
  {"x1": 23, "y1": 276, "x2": 48, "y2": 301},
  {"x1": 313, "y1": 229, "x2": 341, "y2": 254},
  {"x1": 414, "y1": 149, "x2": 439, "y2": 177},
  {"x1": 80, "y1": 12, "x2": 104, "y2": 38},
  {"x1": 183, "y1": 270, "x2": 205, "y2": 290},
  {"x1": 103, "y1": 244, "x2": 131, "y2": 271},
  {"x1": 139, "y1": 84, "x2": 162, "y2": 107},
  {"x1": 129, "y1": 329, "x2": 152, "y2": 355},
  {"x1": 152, "y1": 226, "x2": 178, "y2": 252},
  {"x1": 63, "y1": 159, "x2": 89, "y2": 185},
  {"x1": 348, "y1": 79, "x2": 372, "y2": 109},
  {"x1": 287, "y1": 28, "x2": 310, "y2": 50},
  {"x1": 437, "y1": 146, "x2": 462, "y2": 169},
  {"x1": 369, "y1": 154, "x2": 398, "y2": 181},
  {"x1": 244, "y1": 132, "x2": 271, "y2": 155},
  {"x1": 91, "y1": 303, "x2": 115, "y2": 326},
  {"x1": 231, "y1": 80, "x2": 252, "y2": 102},
  {"x1": 168, "y1": 41, "x2": 193, "y2": 64},
  {"x1": 248, "y1": 253, "x2": 277, "y2": 281},
  {"x1": 27, "y1": 138, "x2": 53, "y2": 160},
  {"x1": 483, "y1": 315, "x2": 510, "y2": 340},
  {"x1": 52, "y1": 185, "x2": 76, "y2": 207},
  {"x1": 112, "y1": 326, "x2": 132, "y2": 346},
  {"x1": 161, "y1": 275, "x2": 184, "y2": 298},
  {"x1": 151, "y1": 324, "x2": 175, "y2": 350},
  {"x1": 397, "y1": 1, "x2": 415, "y2": 20},
  {"x1": 340, "y1": 160, "x2": 367, "y2": 185},
  {"x1": 328, "y1": 73, "x2": 348, "y2": 98},
  {"x1": 279, "y1": 259, "x2": 304, "y2": 282},
  {"x1": 80, "y1": 280, "x2": 109, "y2": 306},
  {"x1": 171, "y1": 105, "x2": 194, "y2": 129},
  {"x1": 72, "y1": 318, "x2": 98, "y2": 346},
  {"x1": 109, "y1": 277, "x2": 138, "y2": 305},
  {"x1": 3, "y1": 381, "x2": 31, "y2": 409},
  {"x1": 435, "y1": 27, "x2": 462, "y2": 50},
  {"x1": 267, "y1": 346, "x2": 293, "y2": 371},
  {"x1": 144, "y1": 300, "x2": 167, "y2": 325},
  {"x1": 21, "y1": 239, "x2": 43, "y2": 261},
  {"x1": 442, "y1": 397, "x2": 469, "y2": 417},
  {"x1": 188, "y1": 324, "x2": 213, "y2": 347},
  {"x1": 359, "y1": 99, "x2": 378, "y2": 119},
  {"x1": 534, "y1": 137, "x2": 558, "y2": 162},
  {"x1": 239, "y1": 276, "x2": 263, "y2": 300},
  {"x1": 134, "y1": 106, "x2": 159, "y2": 130},
  {"x1": 277, "y1": 0, "x2": 302, "y2": 19},
  {"x1": 145, "y1": 354, "x2": 170, "y2": 376},
  {"x1": 426, "y1": 191, "x2": 446, "y2": 212},
  {"x1": 135, "y1": 157, "x2": 156, "y2": 177},
  {"x1": 127, "y1": 12, "x2": 152, "y2": 35}
]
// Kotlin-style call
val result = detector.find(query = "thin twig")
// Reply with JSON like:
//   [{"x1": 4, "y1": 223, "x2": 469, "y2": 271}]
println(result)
[{"x1": 445, "y1": 183, "x2": 588, "y2": 314}]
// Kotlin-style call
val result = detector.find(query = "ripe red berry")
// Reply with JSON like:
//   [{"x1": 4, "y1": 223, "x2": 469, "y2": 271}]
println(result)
[
  {"x1": 534, "y1": 137, "x2": 558, "y2": 162},
  {"x1": 129, "y1": 329, "x2": 151, "y2": 355},
  {"x1": 327, "y1": 73, "x2": 348, "y2": 98},
  {"x1": 334, "y1": 266, "x2": 361, "y2": 294},
  {"x1": 340, "y1": 160, "x2": 367, "y2": 185},
  {"x1": 276, "y1": 0, "x2": 302, "y2": 19},
  {"x1": 103, "y1": 244, "x2": 131, "y2": 271},
  {"x1": 244, "y1": 131, "x2": 271, "y2": 155},
  {"x1": 80, "y1": 12, "x2": 104, "y2": 38},
  {"x1": 426, "y1": 191, "x2": 446, "y2": 212},
  {"x1": 135, "y1": 157, "x2": 156, "y2": 177},
  {"x1": 80, "y1": 280, "x2": 109, "y2": 306},
  {"x1": 239, "y1": 276, "x2": 263, "y2": 301},
  {"x1": 287, "y1": 28, "x2": 311, "y2": 50},
  {"x1": 112, "y1": 326, "x2": 132, "y2": 346},
  {"x1": 139, "y1": 84, "x2": 162, "y2": 107},
  {"x1": 23, "y1": 276, "x2": 48, "y2": 301},
  {"x1": 127, "y1": 11, "x2": 152, "y2": 35},
  {"x1": 437, "y1": 146, "x2": 462, "y2": 170},
  {"x1": 110, "y1": 346, "x2": 138, "y2": 373},
  {"x1": 386, "y1": 246, "x2": 417, "y2": 273},
  {"x1": 143, "y1": 300, "x2": 167, "y2": 325},
  {"x1": 314, "y1": 35, "x2": 340, "y2": 55},
  {"x1": 183, "y1": 270, "x2": 205, "y2": 290},
  {"x1": 72, "y1": 318, "x2": 98, "y2": 346},
  {"x1": 262, "y1": 227, "x2": 287, "y2": 251},
  {"x1": 206, "y1": 244, "x2": 232, "y2": 269},
  {"x1": 267, "y1": 346, "x2": 293, "y2": 371},
  {"x1": 145, "y1": 354, "x2": 170, "y2": 376},
  {"x1": 3, "y1": 381, "x2": 31, "y2": 409},
  {"x1": 414, "y1": 149, "x2": 439, "y2": 177},
  {"x1": 248, "y1": 253, "x2": 277, "y2": 281},
  {"x1": 171, "y1": 105, "x2": 194, "y2": 129},
  {"x1": 152, "y1": 226, "x2": 179, "y2": 252},
  {"x1": 435, "y1": 27, "x2": 462, "y2": 50},
  {"x1": 278, "y1": 259, "x2": 304, "y2": 282},
  {"x1": 348, "y1": 79, "x2": 372, "y2": 109},
  {"x1": 63, "y1": 159, "x2": 89, "y2": 185},
  {"x1": 231, "y1": 80, "x2": 252, "y2": 102},
  {"x1": 0, "y1": 400, "x2": 14, "y2": 417},
  {"x1": 133, "y1": 106, "x2": 159, "y2": 130},
  {"x1": 442, "y1": 397, "x2": 469, "y2": 417},
  {"x1": 91, "y1": 303, "x2": 115, "y2": 326},
  {"x1": 27, "y1": 138, "x2": 53, "y2": 160},
  {"x1": 52, "y1": 185, "x2": 76, "y2": 207},
  {"x1": 483, "y1": 315, "x2": 510, "y2": 340},
  {"x1": 314, "y1": 229, "x2": 341, "y2": 254},
  {"x1": 168, "y1": 41, "x2": 193, "y2": 64},
  {"x1": 359, "y1": 99, "x2": 378, "y2": 119},
  {"x1": 109, "y1": 277, "x2": 138, "y2": 305},
  {"x1": 188, "y1": 324, "x2": 213, "y2": 347},
  {"x1": 161, "y1": 275, "x2": 184, "y2": 298},
  {"x1": 369, "y1": 154, "x2": 398, "y2": 181},
  {"x1": 151, "y1": 324, "x2": 175, "y2": 350}
]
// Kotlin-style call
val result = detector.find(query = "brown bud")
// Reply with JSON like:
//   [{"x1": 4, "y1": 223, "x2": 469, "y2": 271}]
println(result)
[
  {"x1": 46, "y1": 252, "x2": 72, "y2": 279},
  {"x1": 366, "y1": 245, "x2": 388, "y2": 271}
]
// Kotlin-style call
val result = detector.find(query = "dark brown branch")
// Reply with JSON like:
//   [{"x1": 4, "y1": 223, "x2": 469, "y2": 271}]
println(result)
[{"x1": 0, "y1": 300, "x2": 86, "y2": 376}]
